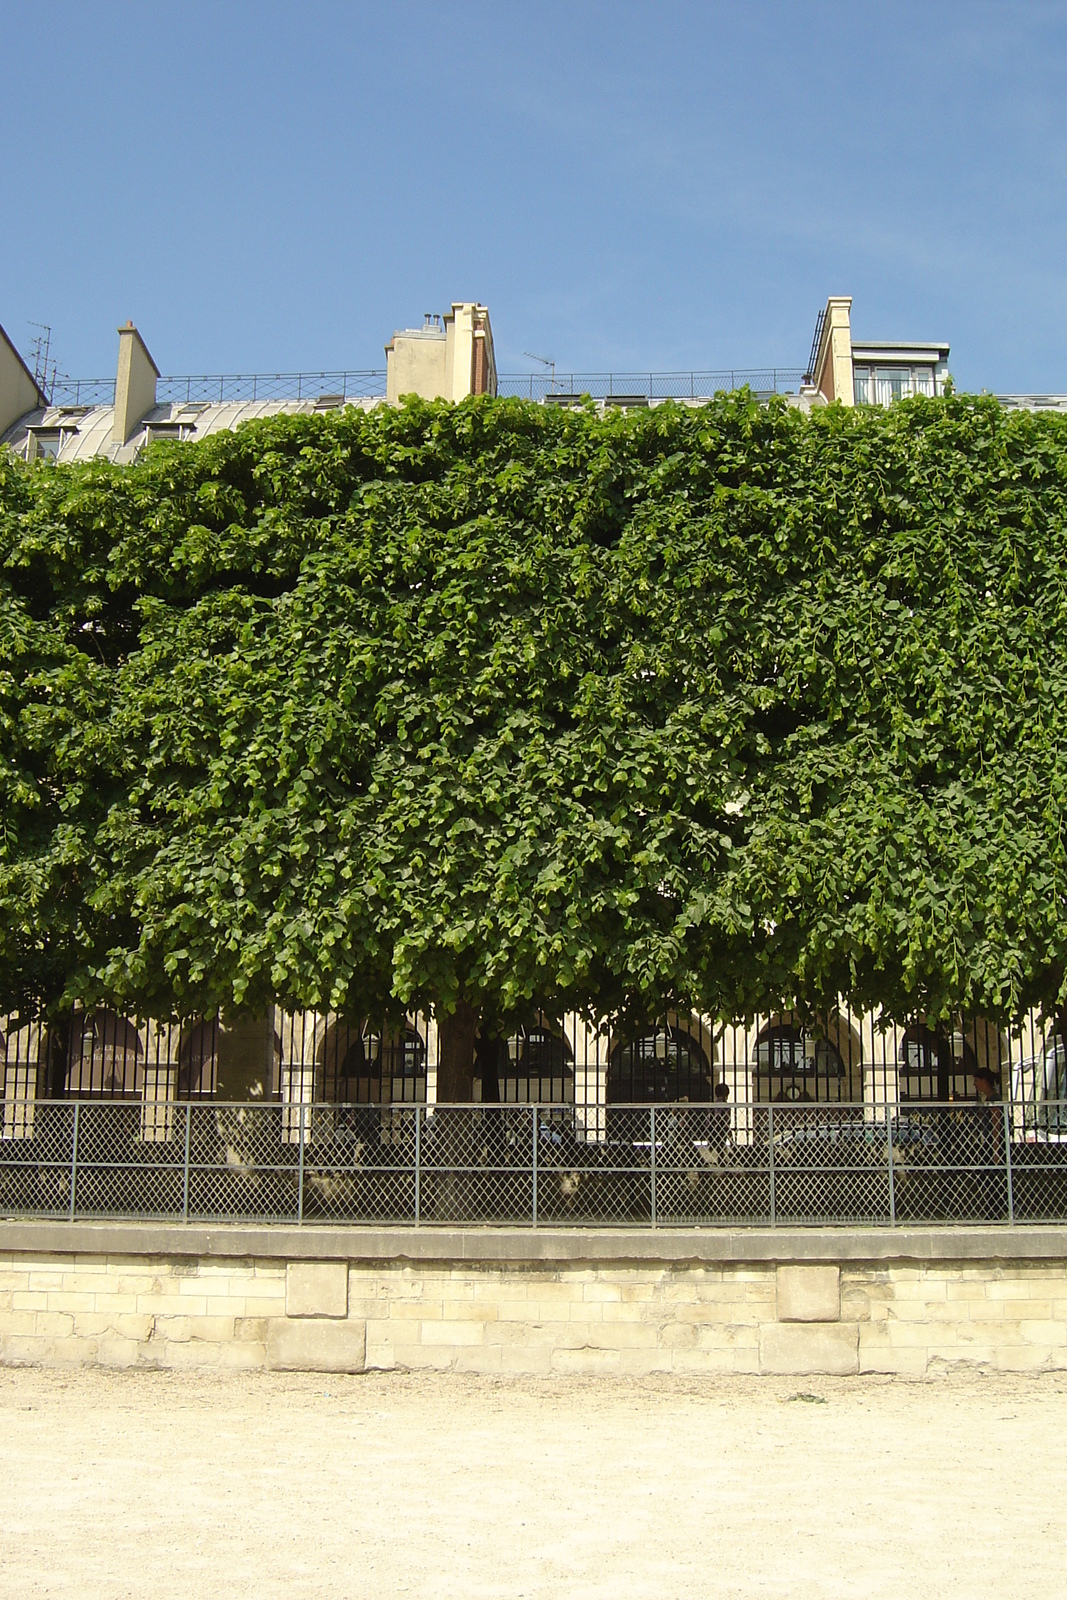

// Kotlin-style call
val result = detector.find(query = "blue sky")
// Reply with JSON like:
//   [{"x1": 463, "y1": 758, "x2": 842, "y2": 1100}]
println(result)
[{"x1": 2, "y1": 1, "x2": 1066, "y2": 392}]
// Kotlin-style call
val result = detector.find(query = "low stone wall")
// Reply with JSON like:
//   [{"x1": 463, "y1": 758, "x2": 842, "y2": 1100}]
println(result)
[{"x1": 1, "y1": 1223, "x2": 1066, "y2": 1376}]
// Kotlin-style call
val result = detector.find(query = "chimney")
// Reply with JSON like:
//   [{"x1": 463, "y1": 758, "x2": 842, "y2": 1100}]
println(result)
[
  {"x1": 443, "y1": 303, "x2": 496, "y2": 401},
  {"x1": 385, "y1": 302, "x2": 496, "y2": 403},
  {"x1": 812, "y1": 297, "x2": 854, "y2": 405},
  {"x1": 112, "y1": 321, "x2": 159, "y2": 445},
  {"x1": 0, "y1": 321, "x2": 47, "y2": 437}
]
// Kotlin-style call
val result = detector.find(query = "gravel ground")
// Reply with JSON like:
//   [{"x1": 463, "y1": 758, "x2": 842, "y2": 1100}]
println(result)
[{"x1": 1, "y1": 1367, "x2": 1065, "y2": 1598}]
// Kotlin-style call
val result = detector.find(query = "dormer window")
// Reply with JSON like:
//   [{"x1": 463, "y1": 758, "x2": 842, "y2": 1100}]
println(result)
[
  {"x1": 849, "y1": 340, "x2": 949, "y2": 407},
  {"x1": 854, "y1": 364, "x2": 937, "y2": 405},
  {"x1": 26, "y1": 420, "x2": 80, "y2": 462},
  {"x1": 30, "y1": 430, "x2": 62, "y2": 460}
]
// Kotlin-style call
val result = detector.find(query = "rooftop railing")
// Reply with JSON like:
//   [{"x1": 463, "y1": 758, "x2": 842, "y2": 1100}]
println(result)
[
  {"x1": 43, "y1": 367, "x2": 808, "y2": 412},
  {"x1": 37, "y1": 373, "x2": 1067, "y2": 415},
  {"x1": 496, "y1": 369, "x2": 807, "y2": 402},
  {"x1": 47, "y1": 371, "x2": 389, "y2": 409},
  {"x1": 46, "y1": 378, "x2": 118, "y2": 408}
]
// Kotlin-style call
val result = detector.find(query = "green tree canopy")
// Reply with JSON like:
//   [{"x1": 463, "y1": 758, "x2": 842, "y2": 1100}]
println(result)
[{"x1": 3, "y1": 392, "x2": 1067, "y2": 1090}]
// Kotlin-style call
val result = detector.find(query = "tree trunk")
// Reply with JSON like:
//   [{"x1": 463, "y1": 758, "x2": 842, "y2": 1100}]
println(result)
[
  {"x1": 935, "y1": 1029, "x2": 954, "y2": 1102},
  {"x1": 475, "y1": 1030, "x2": 501, "y2": 1104},
  {"x1": 432, "y1": 1000, "x2": 481, "y2": 1222},
  {"x1": 436, "y1": 1000, "x2": 481, "y2": 1103}
]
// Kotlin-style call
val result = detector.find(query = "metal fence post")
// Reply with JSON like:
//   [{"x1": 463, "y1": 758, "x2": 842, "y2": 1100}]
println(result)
[
  {"x1": 650, "y1": 1105, "x2": 657, "y2": 1228},
  {"x1": 531, "y1": 1105, "x2": 538, "y2": 1228},
  {"x1": 181, "y1": 1101, "x2": 192, "y2": 1222},
  {"x1": 68, "y1": 1101, "x2": 80, "y2": 1223},
  {"x1": 886, "y1": 1102, "x2": 896, "y2": 1226},
  {"x1": 297, "y1": 1103, "x2": 306, "y2": 1224},
  {"x1": 414, "y1": 1107, "x2": 421, "y2": 1227},
  {"x1": 1004, "y1": 1102, "x2": 1015, "y2": 1225},
  {"x1": 767, "y1": 1104, "x2": 776, "y2": 1228}
]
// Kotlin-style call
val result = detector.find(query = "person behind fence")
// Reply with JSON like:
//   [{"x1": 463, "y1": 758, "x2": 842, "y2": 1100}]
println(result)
[{"x1": 708, "y1": 1081, "x2": 732, "y2": 1162}]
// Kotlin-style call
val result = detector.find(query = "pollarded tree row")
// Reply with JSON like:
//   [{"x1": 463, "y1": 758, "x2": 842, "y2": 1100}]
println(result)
[{"x1": 2, "y1": 390, "x2": 1066, "y2": 1095}]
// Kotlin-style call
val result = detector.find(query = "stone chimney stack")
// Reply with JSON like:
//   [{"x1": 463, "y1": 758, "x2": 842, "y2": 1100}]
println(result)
[
  {"x1": 385, "y1": 302, "x2": 496, "y2": 403},
  {"x1": 112, "y1": 321, "x2": 159, "y2": 445},
  {"x1": 812, "y1": 297, "x2": 854, "y2": 406}
]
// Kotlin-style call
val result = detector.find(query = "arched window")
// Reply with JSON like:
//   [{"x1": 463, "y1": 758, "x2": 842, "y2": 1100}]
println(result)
[
  {"x1": 67, "y1": 1010, "x2": 143, "y2": 1097},
  {"x1": 377, "y1": 1026, "x2": 428, "y2": 1104},
  {"x1": 476, "y1": 1021, "x2": 575, "y2": 1105},
  {"x1": 177, "y1": 1019, "x2": 219, "y2": 1098},
  {"x1": 608, "y1": 1025, "x2": 714, "y2": 1104},
  {"x1": 899, "y1": 1024, "x2": 979, "y2": 1103},
  {"x1": 323, "y1": 1021, "x2": 427, "y2": 1106},
  {"x1": 752, "y1": 1021, "x2": 847, "y2": 1104}
]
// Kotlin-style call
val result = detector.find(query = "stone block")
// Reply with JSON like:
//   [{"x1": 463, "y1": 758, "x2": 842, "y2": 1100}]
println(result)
[
  {"x1": 12, "y1": 1291, "x2": 48, "y2": 1312},
  {"x1": 451, "y1": 1345, "x2": 503, "y2": 1373},
  {"x1": 484, "y1": 1321, "x2": 528, "y2": 1346},
  {"x1": 994, "y1": 1345, "x2": 1058, "y2": 1372},
  {"x1": 41, "y1": 1335, "x2": 101, "y2": 1366},
  {"x1": 760, "y1": 1321, "x2": 858, "y2": 1375},
  {"x1": 498, "y1": 1344, "x2": 552, "y2": 1376},
  {"x1": 694, "y1": 1321, "x2": 759, "y2": 1352},
  {"x1": 551, "y1": 1347, "x2": 622, "y2": 1375},
  {"x1": 840, "y1": 1289, "x2": 872, "y2": 1323},
  {"x1": 285, "y1": 1261, "x2": 348, "y2": 1319},
  {"x1": 776, "y1": 1265, "x2": 840, "y2": 1323},
  {"x1": 613, "y1": 1348, "x2": 671, "y2": 1377},
  {"x1": 267, "y1": 1316, "x2": 366, "y2": 1373},
  {"x1": 96, "y1": 1336, "x2": 142, "y2": 1369},
  {"x1": 429, "y1": 1319, "x2": 485, "y2": 1346},
  {"x1": 659, "y1": 1320, "x2": 699, "y2": 1349},
  {"x1": 35, "y1": 1312, "x2": 74, "y2": 1338},
  {"x1": 234, "y1": 1317, "x2": 269, "y2": 1343},
  {"x1": 676, "y1": 1346, "x2": 761, "y2": 1375},
  {"x1": 399, "y1": 1343, "x2": 461, "y2": 1370},
  {"x1": 859, "y1": 1335, "x2": 929, "y2": 1377},
  {"x1": 440, "y1": 1299, "x2": 496, "y2": 1322},
  {"x1": 0, "y1": 1311, "x2": 39, "y2": 1337}
]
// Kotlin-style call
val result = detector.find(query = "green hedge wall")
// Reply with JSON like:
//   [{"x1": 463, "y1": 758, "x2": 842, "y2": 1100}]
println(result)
[{"x1": 3, "y1": 390, "x2": 1067, "y2": 1029}]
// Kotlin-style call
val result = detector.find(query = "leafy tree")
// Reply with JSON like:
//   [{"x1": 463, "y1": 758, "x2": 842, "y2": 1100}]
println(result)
[
  {"x1": 0, "y1": 453, "x2": 135, "y2": 1021},
  {"x1": 3, "y1": 392, "x2": 1067, "y2": 1096}
]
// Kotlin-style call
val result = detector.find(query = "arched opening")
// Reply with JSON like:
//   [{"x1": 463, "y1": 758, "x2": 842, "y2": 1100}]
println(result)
[
  {"x1": 475, "y1": 1019, "x2": 575, "y2": 1105},
  {"x1": 321, "y1": 1020, "x2": 428, "y2": 1106},
  {"x1": 752, "y1": 1015, "x2": 859, "y2": 1104},
  {"x1": 899, "y1": 1023, "x2": 980, "y2": 1103},
  {"x1": 607, "y1": 1022, "x2": 714, "y2": 1104},
  {"x1": 177, "y1": 1019, "x2": 219, "y2": 1098},
  {"x1": 66, "y1": 1010, "x2": 143, "y2": 1097}
]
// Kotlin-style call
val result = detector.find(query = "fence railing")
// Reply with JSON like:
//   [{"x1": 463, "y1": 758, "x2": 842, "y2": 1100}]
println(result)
[
  {"x1": 496, "y1": 370, "x2": 807, "y2": 403},
  {"x1": 1, "y1": 1100, "x2": 1062, "y2": 1229},
  {"x1": 45, "y1": 372, "x2": 389, "y2": 409},
  {"x1": 40, "y1": 368, "x2": 806, "y2": 413}
]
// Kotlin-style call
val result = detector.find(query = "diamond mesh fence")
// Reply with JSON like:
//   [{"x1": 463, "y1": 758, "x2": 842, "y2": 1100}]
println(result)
[
  {"x1": 4, "y1": 999, "x2": 1067, "y2": 1227},
  {"x1": 2, "y1": 1099, "x2": 1065, "y2": 1227}
]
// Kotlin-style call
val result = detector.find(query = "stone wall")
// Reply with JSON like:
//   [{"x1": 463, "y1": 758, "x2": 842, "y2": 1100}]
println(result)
[{"x1": 1, "y1": 1224, "x2": 1066, "y2": 1376}]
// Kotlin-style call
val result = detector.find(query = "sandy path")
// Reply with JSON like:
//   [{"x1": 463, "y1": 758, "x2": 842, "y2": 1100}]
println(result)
[{"x1": 0, "y1": 1368, "x2": 1065, "y2": 1598}]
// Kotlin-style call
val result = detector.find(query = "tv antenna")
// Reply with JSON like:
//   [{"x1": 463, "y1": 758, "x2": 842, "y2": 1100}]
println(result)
[
  {"x1": 524, "y1": 351, "x2": 556, "y2": 391},
  {"x1": 28, "y1": 323, "x2": 58, "y2": 403}
]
